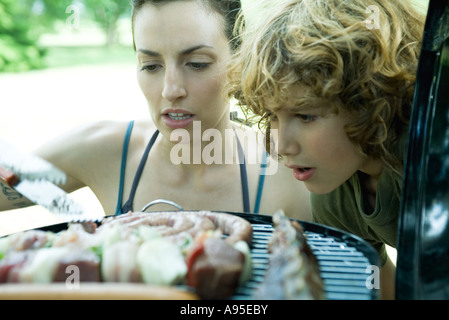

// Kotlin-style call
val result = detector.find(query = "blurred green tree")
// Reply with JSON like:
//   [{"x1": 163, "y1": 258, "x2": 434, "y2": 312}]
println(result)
[
  {"x1": 0, "y1": 0, "x2": 46, "y2": 72},
  {"x1": 83, "y1": 0, "x2": 131, "y2": 47},
  {"x1": 0, "y1": 0, "x2": 76, "y2": 72},
  {"x1": 32, "y1": 0, "x2": 76, "y2": 32},
  {"x1": 0, "y1": 0, "x2": 131, "y2": 72}
]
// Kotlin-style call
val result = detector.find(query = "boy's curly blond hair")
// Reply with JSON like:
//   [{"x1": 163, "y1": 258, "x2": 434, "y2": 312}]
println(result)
[{"x1": 227, "y1": 0, "x2": 425, "y2": 175}]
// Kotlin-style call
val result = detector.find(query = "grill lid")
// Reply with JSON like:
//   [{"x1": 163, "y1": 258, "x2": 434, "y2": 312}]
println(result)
[{"x1": 396, "y1": 0, "x2": 449, "y2": 300}]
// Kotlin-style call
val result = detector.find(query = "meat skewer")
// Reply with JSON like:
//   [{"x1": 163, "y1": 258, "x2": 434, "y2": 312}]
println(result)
[
  {"x1": 253, "y1": 210, "x2": 325, "y2": 300},
  {"x1": 0, "y1": 210, "x2": 253, "y2": 299}
]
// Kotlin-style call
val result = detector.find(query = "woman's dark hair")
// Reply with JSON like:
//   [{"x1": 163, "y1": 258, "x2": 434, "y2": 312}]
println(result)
[{"x1": 131, "y1": 0, "x2": 241, "y2": 51}]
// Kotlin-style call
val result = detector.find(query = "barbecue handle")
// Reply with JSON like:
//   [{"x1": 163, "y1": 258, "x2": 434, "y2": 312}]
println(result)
[
  {"x1": 141, "y1": 199, "x2": 184, "y2": 212},
  {"x1": 0, "y1": 166, "x2": 19, "y2": 187}
]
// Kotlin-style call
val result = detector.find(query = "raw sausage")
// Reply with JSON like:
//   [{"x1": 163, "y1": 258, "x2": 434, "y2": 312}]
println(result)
[{"x1": 102, "y1": 211, "x2": 252, "y2": 244}]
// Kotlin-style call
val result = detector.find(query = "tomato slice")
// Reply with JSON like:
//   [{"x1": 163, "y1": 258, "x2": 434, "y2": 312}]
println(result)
[{"x1": 186, "y1": 242, "x2": 205, "y2": 287}]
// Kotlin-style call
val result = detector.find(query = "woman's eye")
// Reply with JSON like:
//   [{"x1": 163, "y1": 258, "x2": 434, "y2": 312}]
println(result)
[
  {"x1": 188, "y1": 62, "x2": 210, "y2": 70},
  {"x1": 140, "y1": 64, "x2": 161, "y2": 72}
]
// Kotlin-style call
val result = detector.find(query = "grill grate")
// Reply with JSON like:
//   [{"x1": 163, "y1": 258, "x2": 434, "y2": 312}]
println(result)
[{"x1": 232, "y1": 222, "x2": 379, "y2": 300}]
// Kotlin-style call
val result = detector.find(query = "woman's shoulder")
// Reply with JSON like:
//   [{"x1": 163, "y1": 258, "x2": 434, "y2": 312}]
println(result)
[
  {"x1": 73, "y1": 119, "x2": 134, "y2": 141},
  {"x1": 34, "y1": 120, "x2": 142, "y2": 164},
  {"x1": 57, "y1": 119, "x2": 156, "y2": 145}
]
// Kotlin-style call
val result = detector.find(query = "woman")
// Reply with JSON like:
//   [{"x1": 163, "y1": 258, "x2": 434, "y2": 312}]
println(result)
[
  {"x1": 227, "y1": 0, "x2": 425, "y2": 298},
  {"x1": 0, "y1": 0, "x2": 311, "y2": 220}
]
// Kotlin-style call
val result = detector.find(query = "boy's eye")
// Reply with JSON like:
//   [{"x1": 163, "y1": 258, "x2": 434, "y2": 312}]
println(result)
[
  {"x1": 265, "y1": 111, "x2": 317, "y2": 123},
  {"x1": 296, "y1": 114, "x2": 317, "y2": 123}
]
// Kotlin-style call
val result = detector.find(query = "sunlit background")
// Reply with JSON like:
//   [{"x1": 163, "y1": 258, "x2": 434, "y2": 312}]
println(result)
[
  {"x1": 0, "y1": 0, "x2": 146, "y2": 234},
  {"x1": 0, "y1": 0, "x2": 430, "y2": 263}
]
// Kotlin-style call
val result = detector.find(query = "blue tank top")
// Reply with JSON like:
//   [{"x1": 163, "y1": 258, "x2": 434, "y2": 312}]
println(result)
[{"x1": 115, "y1": 121, "x2": 267, "y2": 215}]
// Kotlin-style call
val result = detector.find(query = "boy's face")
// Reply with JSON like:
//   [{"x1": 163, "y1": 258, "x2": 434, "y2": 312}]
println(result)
[{"x1": 267, "y1": 85, "x2": 370, "y2": 194}]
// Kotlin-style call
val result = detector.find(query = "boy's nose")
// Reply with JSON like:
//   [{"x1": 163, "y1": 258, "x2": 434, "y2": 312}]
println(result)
[{"x1": 276, "y1": 122, "x2": 301, "y2": 157}]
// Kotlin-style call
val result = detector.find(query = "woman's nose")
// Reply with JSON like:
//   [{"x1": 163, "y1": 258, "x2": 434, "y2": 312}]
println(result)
[{"x1": 162, "y1": 67, "x2": 187, "y2": 101}]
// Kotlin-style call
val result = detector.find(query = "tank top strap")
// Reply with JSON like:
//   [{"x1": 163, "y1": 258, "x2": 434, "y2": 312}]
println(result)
[
  {"x1": 235, "y1": 129, "x2": 250, "y2": 213},
  {"x1": 120, "y1": 129, "x2": 160, "y2": 214},
  {"x1": 114, "y1": 120, "x2": 135, "y2": 215},
  {"x1": 253, "y1": 150, "x2": 268, "y2": 214}
]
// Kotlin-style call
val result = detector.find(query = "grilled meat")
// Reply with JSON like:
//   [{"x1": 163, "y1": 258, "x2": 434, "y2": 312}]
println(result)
[
  {"x1": 186, "y1": 237, "x2": 246, "y2": 299},
  {"x1": 0, "y1": 211, "x2": 253, "y2": 299},
  {"x1": 253, "y1": 211, "x2": 325, "y2": 300}
]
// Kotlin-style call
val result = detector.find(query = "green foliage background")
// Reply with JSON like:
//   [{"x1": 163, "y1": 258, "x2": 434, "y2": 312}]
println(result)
[
  {"x1": 0, "y1": 0, "x2": 131, "y2": 73},
  {"x1": 0, "y1": 0, "x2": 430, "y2": 73},
  {"x1": 0, "y1": 0, "x2": 46, "y2": 72}
]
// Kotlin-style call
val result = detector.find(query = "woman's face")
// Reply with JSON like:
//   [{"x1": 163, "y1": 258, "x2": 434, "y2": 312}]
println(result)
[
  {"x1": 268, "y1": 85, "x2": 374, "y2": 194},
  {"x1": 134, "y1": 1, "x2": 232, "y2": 138}
]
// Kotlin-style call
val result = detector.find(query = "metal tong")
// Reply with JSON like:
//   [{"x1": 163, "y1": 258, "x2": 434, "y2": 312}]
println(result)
[{"x1": 0, "y1": 138, "x2": 103, "y2": 222}]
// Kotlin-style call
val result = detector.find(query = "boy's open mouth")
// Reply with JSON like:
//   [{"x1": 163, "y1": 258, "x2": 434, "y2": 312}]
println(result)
[{"x1": 289, "y1": 166, "x2": 316, "y2": 182}]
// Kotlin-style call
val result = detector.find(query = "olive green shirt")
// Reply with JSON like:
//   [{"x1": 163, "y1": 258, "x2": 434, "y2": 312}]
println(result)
[{"x1": 311, "y1": 168, "x2": 402, "y2": 266}]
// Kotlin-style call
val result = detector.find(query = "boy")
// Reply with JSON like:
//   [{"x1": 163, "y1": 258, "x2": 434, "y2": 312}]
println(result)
[{"x1": 228, "y1": 0, "x2": 426, "y2": 298}]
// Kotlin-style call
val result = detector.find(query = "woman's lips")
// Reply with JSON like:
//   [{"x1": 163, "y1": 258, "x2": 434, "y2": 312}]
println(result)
[
  {"x1": 161, "y1": 109, "x2": 196, "y2": 129},
  {"x1": 285, "y1": 164, "x2": 316, "y2": 182}
]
